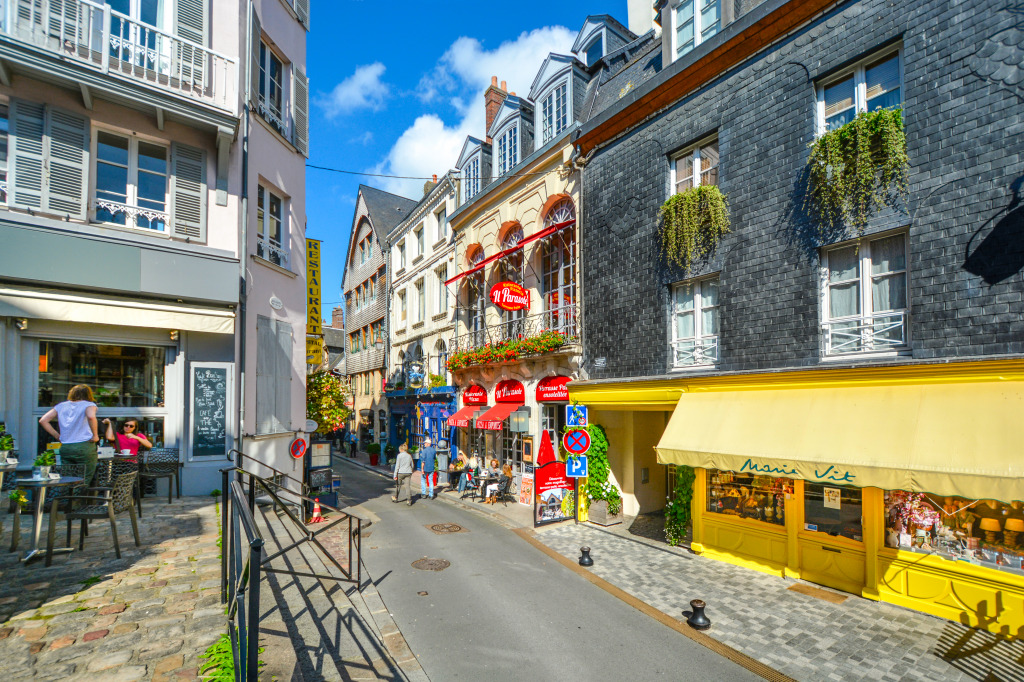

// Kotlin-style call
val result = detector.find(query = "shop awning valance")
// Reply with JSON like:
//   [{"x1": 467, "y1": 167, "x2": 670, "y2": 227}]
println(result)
[
  {"x1": 655, "y1": 380, "x2": 1024, "y2": 502},
  {"x1": 447, "y1": 406, "x2": 479, "y2": 428},
  {"x1": 444, "y1": 219, "x2": 575, "y2": 287},
  {"x1": 475, "y1": 402, "x2": 521, "y2": 430}
]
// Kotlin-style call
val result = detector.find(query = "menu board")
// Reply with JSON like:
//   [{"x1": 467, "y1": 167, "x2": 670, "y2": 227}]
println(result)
[
  {"x1": 190, "y1": 363, "x2": 234, "y2": 459},
  {"x1": 534, "y1": 459, "x2": 574, "y2": 526}
]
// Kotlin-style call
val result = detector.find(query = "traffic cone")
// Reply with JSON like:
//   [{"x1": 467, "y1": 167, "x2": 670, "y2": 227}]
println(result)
[{"x1": 308, "y1": 498, "x2": 326, "y2": 524}]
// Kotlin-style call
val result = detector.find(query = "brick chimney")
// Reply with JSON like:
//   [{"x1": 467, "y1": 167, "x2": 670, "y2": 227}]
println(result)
[
  {"x1": 331, "y1": 306, "x2": 343, "y2": 330},
  {"x1": 484, "y1": 76, "x2": 507, "y2": 143}
]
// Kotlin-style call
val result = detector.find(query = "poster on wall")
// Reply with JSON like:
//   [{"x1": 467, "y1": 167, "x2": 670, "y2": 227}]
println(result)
[
  {"x1": 824, "y1": 487, "x2": 841, "y2": 510},
  {"x1": 518, "y1": 471, "x2": 534, "y2": 506}
]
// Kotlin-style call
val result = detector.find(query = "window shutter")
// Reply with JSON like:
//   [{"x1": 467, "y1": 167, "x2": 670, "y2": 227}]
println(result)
[
  {"x1": 294, "y1": 0, "x2": 309, "y2": 30},
  {"x1": 256, "y1": 316, "x2": 276, "y2": 435},
  {"x1": 275, "y1": 321, "x2": 293, "y2": 432},
  {"x1": 8, "y1": 98, "x2": 45, "y2": 211},
  {"x1": 44, "y1": 107, "x2": 89, "y2": 220},
  {"x1": 169, "y1": 142, "x2": 207, "y2": 241},
  {"x1": 175, "y1": 0, "x2": 207, "y2": 88},
  {"x1": 249, "y1": 6, "x2": 261, "y2": 109},
  {"x1": 293, "y1": 67, "x2": 309, "y2": 156}
]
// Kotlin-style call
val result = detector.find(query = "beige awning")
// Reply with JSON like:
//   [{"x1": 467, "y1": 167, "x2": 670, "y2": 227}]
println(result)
[
  {"x1": 0, "y1": 286, "x2": 235, "y2": 334},
  {"x1": 655, "y1": 380, "x2": 1024, "y2": 501}
]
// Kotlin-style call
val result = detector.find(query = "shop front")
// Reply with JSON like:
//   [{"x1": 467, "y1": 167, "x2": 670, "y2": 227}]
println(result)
[
  {"x1": 388, "y1": 386, "x2": 457, "y2": 453},
  {"x1": 653, "y1": 363, "x2": 1024, "y2": 637}
]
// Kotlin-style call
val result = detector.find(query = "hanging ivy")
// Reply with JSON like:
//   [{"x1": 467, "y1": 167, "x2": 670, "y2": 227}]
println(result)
[
  {"x1": 664, "y1": 465, "x2": 695, "y2": 546},
  {"x1": 659, "y1": 185, "x2": 730, "y2": 272},
  {"x1": 805, "y1": 107, "x2": 908, "y2": 236},
  {"x1": 564, "y1": 423, "x2": 621, "y2": 515}
]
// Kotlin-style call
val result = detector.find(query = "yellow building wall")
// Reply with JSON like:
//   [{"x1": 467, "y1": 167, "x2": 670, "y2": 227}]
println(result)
[{"x1": 632, "y1": 411, "x2": 671, "y2": 513}]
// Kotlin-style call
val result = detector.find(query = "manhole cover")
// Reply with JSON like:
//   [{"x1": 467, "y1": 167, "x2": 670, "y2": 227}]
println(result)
[
  {"x1": 427, "y1": 522, "x2": 466, "y2": 534},
  {"x1": 412, "y1": 558, "x2": 450, "y2": 571}
]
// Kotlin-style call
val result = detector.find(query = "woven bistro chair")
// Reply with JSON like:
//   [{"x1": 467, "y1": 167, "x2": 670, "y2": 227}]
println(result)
[
  {"x1": 41, "y1": 463, "x2": 89, "y2": 566},
  {"x1": 48, "y1": 470, "x2": 140, "y2": 562},
  {"x1": 139, "y1": 448, "x2": 181, "y2": 506},
  {"x1": 492, "y1": 476, "x2": 516, "y2": 507},
  {"x1": 94, "y1": 457, "x2": 142, "y2": 517}
]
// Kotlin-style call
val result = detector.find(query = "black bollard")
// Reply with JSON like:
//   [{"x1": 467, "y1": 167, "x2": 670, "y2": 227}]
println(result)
[
  {"x1": 686, "y1": 599, "x2": 711, "y2": 630},
  {"x1": 579, "y1": 546, "x2": 594, "y2": 567}
]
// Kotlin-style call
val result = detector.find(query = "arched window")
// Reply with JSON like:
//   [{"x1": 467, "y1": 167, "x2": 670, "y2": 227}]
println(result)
[
  {"x1": 465, "y1": 248, "x2": 487, "y2": 347},
  {"x1": 541, "y1": 198, "x2": 577, "y2": 336},
  {"x1": 500, "y1": 225, "x2": 526, "y2": 335},
  {"x1": 435, "y1": 339, "x2": 448, "y2": 379}
]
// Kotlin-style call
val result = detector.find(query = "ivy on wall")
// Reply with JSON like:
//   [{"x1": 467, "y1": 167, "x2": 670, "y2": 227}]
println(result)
[
  {"x1": 665, "y1": 465, "x2": 696, "y2": 546},
  {"x1": 659, "y1": 185, "x2": 730, "y2": 272},
  {"x1": 565, "y1": 423, "x2": 621, "y2": 515}
]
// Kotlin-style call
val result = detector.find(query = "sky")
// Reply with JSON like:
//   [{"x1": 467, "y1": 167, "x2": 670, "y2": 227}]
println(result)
[{"x1": 304, "y1": 0, "x2": 626, "y2": 321}]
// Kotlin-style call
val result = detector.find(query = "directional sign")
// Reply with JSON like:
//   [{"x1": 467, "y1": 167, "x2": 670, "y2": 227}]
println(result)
[
  {"x1": 290, "y1": 438, "x2": 307, "y2": 460},
  {"x1": 563, "y1": 429, "x2": 591, "y2": 457},
  {"x1": 566, "y1": 404, "x2": 588, "y2": 428},
  {"x1": 566, "y1": 455, "x2": 589, "y2": 478}
]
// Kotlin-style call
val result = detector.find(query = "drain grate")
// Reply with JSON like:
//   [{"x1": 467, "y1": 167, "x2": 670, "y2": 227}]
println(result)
[
  {"x1": 427, "y1": 522, "x2": 467, "y2": 534},
  {"x1": 412, "y1": 558, "x2": 451, "y2": 571}
]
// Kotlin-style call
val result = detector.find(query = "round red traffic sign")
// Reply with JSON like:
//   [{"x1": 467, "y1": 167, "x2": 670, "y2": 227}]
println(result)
[
  {"x1": 290, "y1": 438, "x2": 307, "y2": 459},
  {"x1": 562, "y1": 429, "x2": 591, "y2": 456}
]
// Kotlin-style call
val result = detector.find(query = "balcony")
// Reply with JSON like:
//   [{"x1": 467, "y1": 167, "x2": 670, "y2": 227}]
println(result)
[
  {"x1": 450, "y1": 305, "x2": 580, "y2": 362},
  {"x1": 671, "y1": 335, "x2": 718, "y2": 368},
  {"x1": 822, "y1": 311, "x2": 909, "y2": 356},
  {"x1": 257, "y1": 234, "x2": 289, "y2": 269},
  {"x1": 1, "y1": 0, "x2": 237, "y2": 111}
]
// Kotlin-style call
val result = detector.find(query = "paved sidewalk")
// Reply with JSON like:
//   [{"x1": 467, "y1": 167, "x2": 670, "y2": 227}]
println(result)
[{"x1": 0, "y1": 497, "x2": 224, "y2": 680}]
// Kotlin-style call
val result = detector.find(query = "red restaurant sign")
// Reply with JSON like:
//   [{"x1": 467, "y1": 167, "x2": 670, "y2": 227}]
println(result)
[
  {"x1": 536, "y1": 375, "x2": 571, "y2": 402},
  {"x1": 463, "y1": 385, "x2": 488, "y2": 405},
  {"x1": 494, "y1": 379, "x2": 526, "y2": 403},
  {"x1": 490, "y1": 281, "x2": 530, "y2": 311}
]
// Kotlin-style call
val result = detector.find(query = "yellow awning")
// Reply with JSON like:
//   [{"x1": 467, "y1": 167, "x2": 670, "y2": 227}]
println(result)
[{"x1": 655, "y1": 380, "x2": 1024, "y2": 501}]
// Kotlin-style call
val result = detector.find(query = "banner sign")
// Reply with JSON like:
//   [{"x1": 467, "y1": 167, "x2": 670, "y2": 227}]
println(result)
[
  {"x1": 534, "y1": 459, "x2": 573, "y2": 526},
  {"x1": 463, "y1": 384, "x2": 488, "y2": 406},
  {"x1": 306, "y1": 336, "x2": 324, "y2": 365},
  {"x1": 495, "y1": 379, "x2": 525, "y2": 403},
  {"x1": 306, "y1": 238, "x2": 323, "y2": 336},
  {"x1": 490, "y1": 281, "x2": 530, "y2": 311},
  {"x1": 537, "y1": 376, "x2": 571, "y2": 402}
]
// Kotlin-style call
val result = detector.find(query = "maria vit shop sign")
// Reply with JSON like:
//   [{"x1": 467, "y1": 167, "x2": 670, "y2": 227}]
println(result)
[{"x1": 490, "y1": 281, "x2": 530, "y2": 311}]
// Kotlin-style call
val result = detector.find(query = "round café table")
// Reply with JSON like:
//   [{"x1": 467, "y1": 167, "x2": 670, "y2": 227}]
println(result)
[{"x1": 14, "y1": 476, "x2": 84, "y2": 563}]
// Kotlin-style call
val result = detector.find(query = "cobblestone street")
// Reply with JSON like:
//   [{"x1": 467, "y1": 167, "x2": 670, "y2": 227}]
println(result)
[{"x1": 0, "y1": 497, "x2": 224, "y2": 680}]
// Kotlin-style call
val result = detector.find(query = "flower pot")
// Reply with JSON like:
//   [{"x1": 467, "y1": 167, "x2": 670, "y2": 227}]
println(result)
[
  {"x1": 588, "y1": 499, "x2": 622, "y2": 526},
  {"x1": 33, "y1": 465, "x2": 50, "y2": 479},
  {"x1": 369, "y1": 453, "x2": 379, "y2": 466}
]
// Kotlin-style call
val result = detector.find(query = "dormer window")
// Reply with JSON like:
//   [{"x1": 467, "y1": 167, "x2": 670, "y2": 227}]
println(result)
[
  {"x1": 541, "y1": 82, "x2": 569, "y2": 143},
  {"x1": 674, "y1": 0, "x2": 720, "y2": 59},
  {"x1": 463, "y1": 155, "x2": 481, "y2": 202},
  {"x1": 584, "y1": 35, "x2": 603, "y2": 65},
  {"x1": 497, "y1": 124, "x2": 518, "y2": 176}
]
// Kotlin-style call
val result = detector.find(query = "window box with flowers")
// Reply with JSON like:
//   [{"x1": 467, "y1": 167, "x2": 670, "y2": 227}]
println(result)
[{"x1": 447, "y1": 330, "x2": 567, "y2": 371}]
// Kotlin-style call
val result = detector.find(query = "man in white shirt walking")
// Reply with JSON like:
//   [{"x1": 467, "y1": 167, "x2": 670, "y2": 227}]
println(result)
[{"x1": 392, "y1": 444, "x2": 414, "y2": 505}]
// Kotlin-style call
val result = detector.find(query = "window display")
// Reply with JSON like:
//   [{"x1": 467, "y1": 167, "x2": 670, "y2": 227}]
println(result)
[
  {"x1": 804, "y1": 483, "x2": 862, "y2": 541},
  {"x1": 884, "y1": 491, "x2": 1024, "y2": 576},
  {"x1": 38, "y1": 342, "x2": 165, "y2": 408},
  {"x1": 706, "y1": 469, "x2": 791, "y2": 526}
]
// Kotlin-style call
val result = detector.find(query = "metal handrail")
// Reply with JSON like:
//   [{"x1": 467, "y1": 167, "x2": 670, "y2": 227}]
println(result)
[
  {"x1": 450, "y1": 304, "x2": 580, "y2": 354},
  {"x1": 227, "y1": 448, "x2": 307, "y2": 498},
  {"x1": 222, "y1": 475, "x2": 264, "y2": 682},
  {"x1": 822, "y1": 310, "x2": 909, "y2": 355}
]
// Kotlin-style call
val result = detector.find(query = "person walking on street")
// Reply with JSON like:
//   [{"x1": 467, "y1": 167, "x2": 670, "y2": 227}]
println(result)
[
  {"x1": 419, "y1": 437, "x2": 437, "y2": 499},
  {"x1": 39, "y1": 384, "x2": 100, "y2": 484},
  {"x1": 392, "y1": 444, "x2": 414, "y2": 505},
  {"x1": 349, "y1": 432, "x2": 357, "y2": 458}
]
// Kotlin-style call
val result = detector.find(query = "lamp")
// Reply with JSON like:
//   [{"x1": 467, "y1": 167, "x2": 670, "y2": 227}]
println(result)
[
  {"x1": 509, "y1": 407, "x2": 530, "y2": 433},
  {"x1": 169, "y1": 330, "x2": 180, "y2": 341},
  {"x1": 1003, "y1": 518, "x2": 1024, "y2": 546},
  {"x1": 979, "y1": 517, "x2": 1002, "y2": 544},
  {"x1": 374, "y1": 339, "x2": 384, "y2": 352},
  {"x1": 14, "y1": 318, "x2": 27, "y2": 331}
]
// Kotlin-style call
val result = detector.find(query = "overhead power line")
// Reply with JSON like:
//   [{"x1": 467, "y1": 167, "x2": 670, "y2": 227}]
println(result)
[{"x1": 306, "y1": 163, "x2": 569, "y2": 181}]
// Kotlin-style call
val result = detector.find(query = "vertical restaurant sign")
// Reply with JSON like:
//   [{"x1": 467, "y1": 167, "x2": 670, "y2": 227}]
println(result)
[{"x1": 306, "y1": 238, "x2": 323, "y2": 336}]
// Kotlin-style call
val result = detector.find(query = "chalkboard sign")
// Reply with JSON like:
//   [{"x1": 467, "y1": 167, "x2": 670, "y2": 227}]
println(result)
[{"x1": 190, "y1": 363, "x2": 234, "y2": 459}]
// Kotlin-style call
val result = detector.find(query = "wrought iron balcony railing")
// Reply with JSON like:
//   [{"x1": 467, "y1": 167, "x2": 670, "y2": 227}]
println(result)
[
  {"x1": 257, "y1": 235, "x2": 288, "y2": 268},
  {"x1": 671, "y1": 335, "x2": 718, "y2": 368},
  {"x1": 822, "y1": 311, "x2": 909, "y2": 356},
  {"x1": 3, "y1": 0, "x2": 237, "y2": 110},
  {"x1": 450, "y1": 305, "x2": 580, "y2": 355}
]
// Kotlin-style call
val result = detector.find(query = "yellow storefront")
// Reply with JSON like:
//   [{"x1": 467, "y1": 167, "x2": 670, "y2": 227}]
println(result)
[{"x1": 571, "y1": 359, "x2": 1024, "y2": 639}]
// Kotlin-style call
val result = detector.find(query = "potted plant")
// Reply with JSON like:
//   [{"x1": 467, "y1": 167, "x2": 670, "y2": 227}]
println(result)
[
  {"x1": 587, "y1": 480, "x2": 623, "y2": 526},
  {"x1": 33, "y1": 451, "x2": 55, "y2": 479},
  {"x1": 8, "y1": 489, "x2": 27, "y2": 514},
  {"x1": 367, "y1": 442, "x2": 381, "y2": 466},
  {"x1": 0, "y1": 424, "x2": 15, "y2": 459}
]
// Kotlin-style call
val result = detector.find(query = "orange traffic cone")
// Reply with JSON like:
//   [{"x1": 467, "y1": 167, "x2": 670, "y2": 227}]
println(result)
[{"x1": 308, "y1": 498, "x2": 326, "y2": 524}]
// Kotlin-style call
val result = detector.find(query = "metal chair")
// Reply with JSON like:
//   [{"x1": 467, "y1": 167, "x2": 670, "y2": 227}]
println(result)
[
  {"x1": 42, "y1": 463, "x2": 88, "y2": 566},
  {"x1": 139, "y1": 448, "x2": 181, "y2": 505},
  {"x1": 94, "y1": 458, "x2": 142, "y2": 517},
  {"x1": 49, "y1": 471, "x2": 140, "y2": 561},
  {"x1": 492, "y1": 476, "x2": 516, "y2": 507}
]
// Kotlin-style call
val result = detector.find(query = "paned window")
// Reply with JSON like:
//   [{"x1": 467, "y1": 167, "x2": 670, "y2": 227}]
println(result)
[
  {"x1": 467, "y1": 271, "x2": 486, "y2": 346},
  {"x1": 398, "y1": 241, "x2": 406, "y2": 270},
  {"x1": 436, "y1": 207, "x2": 448, "y2": 241},
  {"x1": 541, "y1": 404, "x2": 566, "y2": 456},
  {"x1": 415, "y1": 225, "x2": 424, "y2": 256},
  {"x1": 819, "y1": 51, "x2": 901, "y2": 133},
  {"x1": 0, "y1": 103, "x2": 8, "y2": 204},
  {"x1": 257, "y1": 185, "x2": 287, "y2": 267},
  {"x1": 497, "y1": 125, "x2": 518, "y2": 176},
  {"x1": 501, "y1": 226, "x2": 526, "y2": 332},
  {"x1": 415, "y1": 279, "x2": 425, "y2": 322},
  {"x1": 258, "y1": 41, "x2": 286, "y2": 132},
  {"x1": 671, "y1": 276, "x2": 719, "y2": 367},
  {"x1": 673, "y1": 139, "x2": 718, "y2": 194},
  {"x1": 435, "y1": 264, "x2": 448, "y2": 314},
  {"x1": 95, "y1": 131, "x2": 168, "y2": 232},
  {"x1": 541, "y1": 199, "x2": 577, "y2": 336},
  {"x1": 541, "y1": 82, "x2": 568, "y2": 143},
  {"x1": 398, "y1": 290, "x2": 407, "y2": 323},
  {"x1": 823, "y1": 232, "x2": 908, "y2": 355},
  {"x1": 674, "y1": 0, "x2": 720, "y2": 59},
  {"x1": 805, "y1": 484, "x2": 863, "y2": 541},
  {"x1": 585, "y1": 35, "x2": 603, "y2": 66},
  {"x1": 464, "y1": 156, "x2": 480, "y2": 202}
]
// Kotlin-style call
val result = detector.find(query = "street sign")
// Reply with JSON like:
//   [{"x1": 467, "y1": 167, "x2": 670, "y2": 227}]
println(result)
[
  {"x1": 304, "y1": 419, "x2": 318, "y2": 433},
  {"x1": 566, "y1": 455, "x2": 588, "y2": 478},
  {"x1": 290, "y1": 438, "x2": 307, "y2": 459},
  {"x1": 563, "y1": 429, "x2": 591, "y2": 457},
  {"x1": 566, "y1": 404, "x2": 588, "y2": 427}
]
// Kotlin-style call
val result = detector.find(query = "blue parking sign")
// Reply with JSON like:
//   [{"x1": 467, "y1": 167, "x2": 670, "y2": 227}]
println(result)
[
  {"x1": 566, "y1": 404, "x2": 588, "y2": 427},
  {"x1": 567, "y1": 455, "x2": 588, "y2": 478}
]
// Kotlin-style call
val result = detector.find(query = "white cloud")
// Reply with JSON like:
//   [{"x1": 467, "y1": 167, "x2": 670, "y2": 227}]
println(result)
[
  {"x1": 317, "y1": 63, "x2": 389, "y2": 119},
  {"x1": 376, "y1": 26, "x2": 575, "y2": 197}
]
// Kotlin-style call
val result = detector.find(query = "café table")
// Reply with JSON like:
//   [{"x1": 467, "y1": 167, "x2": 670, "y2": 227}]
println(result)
[
  {"x1": 14, "y1": 475, "x2": 84, "y2": 563},
  {"x1": 474, "y1": 475, "x2": 497, "y2": 501}
]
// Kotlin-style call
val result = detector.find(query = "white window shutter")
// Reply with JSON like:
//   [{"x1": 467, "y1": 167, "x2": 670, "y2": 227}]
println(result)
[
  {"x1": 275, "y1": 321, "x2": 293, "y2": 432},
  {"x1": 295, "y1": 0, "x2": 309, "y2": 30},
  {"x1": 293, "y1": 67, "x2": 309, "y2": 156},
  {"x1": 169, "y1": 142, "x2": 207, "y2": 241},
  {"x1": 44, "y1": 107, "x2": 89, "y2": 220},
  {"x1": 8, "y1": 98, "x2": 45, "y2": 211},
  {"x1": 256, "y1": 316, "x2": 276, "y2": 435},
  {"x1": 174, "y1": 0, "x2": 207, "y2": 88},
  {"x1": 249, "y1": 6, "x2": 262, "y2": 109}
]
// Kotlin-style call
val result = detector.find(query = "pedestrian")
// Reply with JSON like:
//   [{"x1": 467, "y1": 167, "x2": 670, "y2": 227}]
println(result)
[
  {"x1": 38, "y1": 384, "x2": 100, "y2": 485},
  {"x1": 392, "y1": 444, "x2": 414, "y2": 505},
  {"x1": 486, "y1": 464, "x2": 513, "y2": 504},
  {"x1": 419, "y1": 437, "x2": 437, "y2": 499},
  {"x1": 102, "y1": 417, "x2": 153, "y2": 463},
  {"x1": 349, "y1": 432, "x2": 357, "y2": 458}
]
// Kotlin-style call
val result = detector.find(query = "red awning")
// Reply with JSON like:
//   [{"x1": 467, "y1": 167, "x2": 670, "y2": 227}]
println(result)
[
  {"x1": 447, "y1": 405, "x2": 480, "y2": 428},
  {"x1": 444, "y1": 219, "x2": 575, "y2": 287},
  {"x1": 474, "y1": 402, "x2": 521, "y2": 430}
]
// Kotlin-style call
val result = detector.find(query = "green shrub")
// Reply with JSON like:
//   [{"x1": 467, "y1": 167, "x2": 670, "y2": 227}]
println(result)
[
  {"x1": 366, "y1": 443, "x2": 381, "y2": 455},
  {"x1": 665, "y1": 465, "x2": 696, "y2": 546}
]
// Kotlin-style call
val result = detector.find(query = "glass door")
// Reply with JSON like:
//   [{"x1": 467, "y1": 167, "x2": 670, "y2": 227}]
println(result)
[{"x1": 798, "y1": 482, "x2": 867, "y2": 595}]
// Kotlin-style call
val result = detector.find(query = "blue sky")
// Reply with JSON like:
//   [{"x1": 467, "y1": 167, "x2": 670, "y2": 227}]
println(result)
[{"x1": 304, "y1": 0, "x2": 626, "y2": 320}]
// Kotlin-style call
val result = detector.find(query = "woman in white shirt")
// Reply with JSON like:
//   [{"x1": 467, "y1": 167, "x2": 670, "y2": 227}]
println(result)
[{"x1": 39, "y1": 384, "x2": 100, "y2": 484}]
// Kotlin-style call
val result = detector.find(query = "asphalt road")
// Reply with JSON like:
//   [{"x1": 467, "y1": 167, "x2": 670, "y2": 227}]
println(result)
[{"x1": 336, "y1": 460, "x2": 760, "y2": 681}]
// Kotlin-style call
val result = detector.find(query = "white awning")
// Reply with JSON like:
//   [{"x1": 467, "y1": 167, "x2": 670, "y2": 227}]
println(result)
[{"x1": 0, "y1": 286, "x2": 235, "y2": 334}]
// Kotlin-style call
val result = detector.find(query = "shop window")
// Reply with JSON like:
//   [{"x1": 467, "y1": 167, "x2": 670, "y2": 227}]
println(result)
[
  {"x1": 804, "y1": 483, "x2": 863, "y2": 541},
  {"x1": 884, "y1": 491, "x2": 1024, "y2": 575},
  {"x1": 38, "y1": 341, "x2": 165, "y2": 408},
  {"x1": 707, "y1": 469, "x2": 790, "y2": 527}
]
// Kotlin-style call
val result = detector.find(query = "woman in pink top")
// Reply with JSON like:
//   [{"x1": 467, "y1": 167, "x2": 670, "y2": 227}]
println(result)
[{"x1": 102, "y1": 418, "x2": 152, "y2": 463}]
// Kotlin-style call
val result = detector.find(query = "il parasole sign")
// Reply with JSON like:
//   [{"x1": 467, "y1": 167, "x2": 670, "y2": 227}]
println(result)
[{"x1": 490, "y1": 281, "x2": 530, "y2": 311}]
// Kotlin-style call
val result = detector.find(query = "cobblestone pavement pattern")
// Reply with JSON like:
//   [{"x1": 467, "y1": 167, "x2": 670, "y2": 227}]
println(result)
[
  {"x1": 0, "y1": 497, "x2": 224, "y2": 680},
  {"x1": 537, "y1": 523, "x2": 1024, "y2": 682}
]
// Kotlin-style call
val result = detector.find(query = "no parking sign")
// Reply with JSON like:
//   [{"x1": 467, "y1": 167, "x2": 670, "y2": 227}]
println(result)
[{"x1": 563, "y1": 429, "x2": 591, "y2": 457}]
